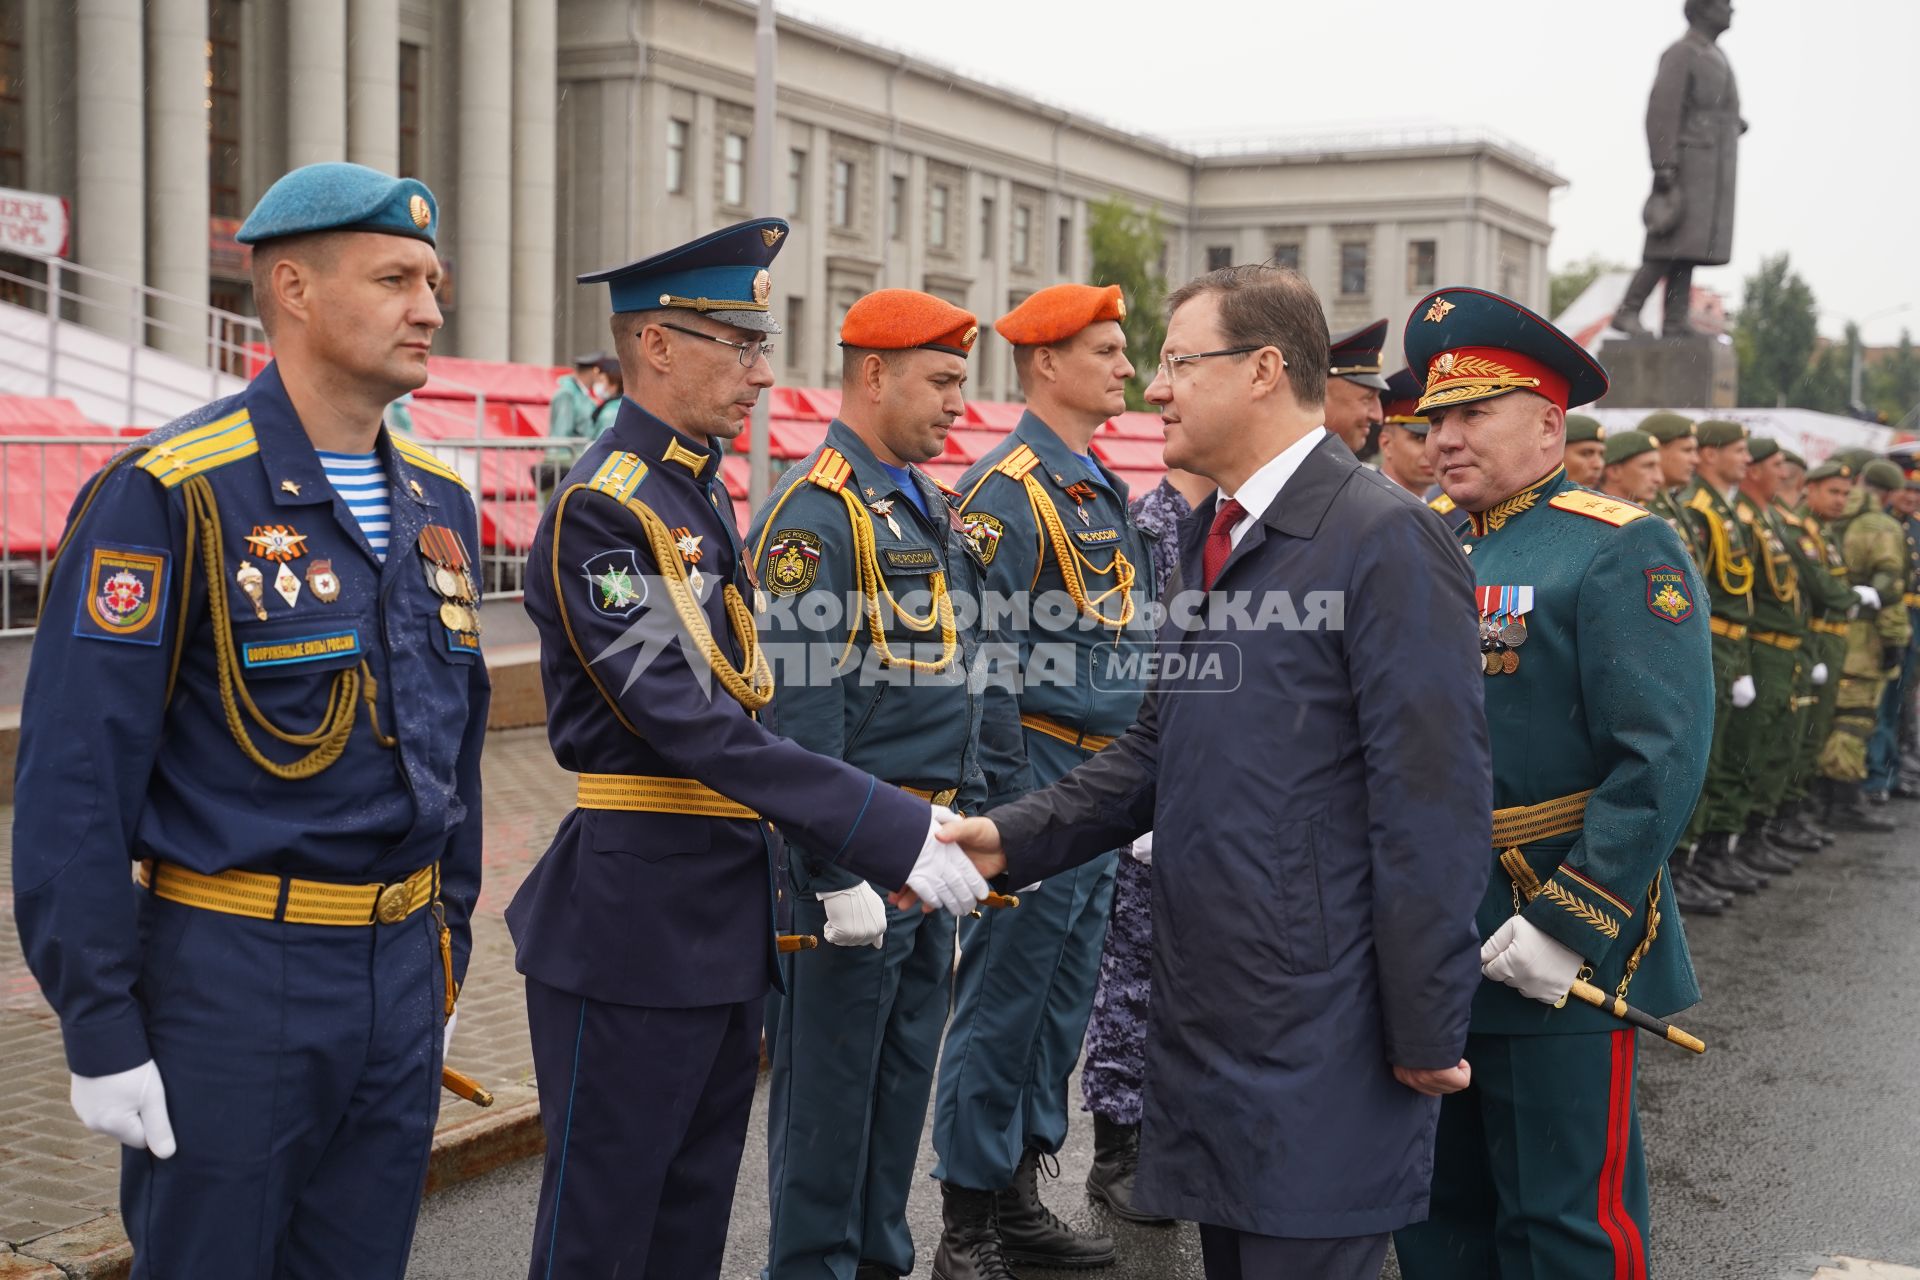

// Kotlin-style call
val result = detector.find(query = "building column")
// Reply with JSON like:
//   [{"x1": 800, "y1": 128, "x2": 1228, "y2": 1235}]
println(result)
[
  {"x1": 145, "y1": 0, "x2": 208, "y2": 360},
  {"x1": 75, "y1": 0, "x2": 145, "y2": 330},
  {"x1": 509, "y1": 0, "x2": 557, "y2": 364},
  {"x1": 287, "y1": 0, "x2": 346, "y2": 167},
  {"x1": 457, "y1": 0, "x2": 513, "y2": 360},
  {"x1": 346, "y1": 0, "x2": 399, "y2": 173}
]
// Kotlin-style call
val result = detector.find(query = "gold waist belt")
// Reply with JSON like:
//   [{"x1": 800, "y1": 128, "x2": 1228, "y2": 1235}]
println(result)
[
  {"x1": 1489, "y1": 789, "x2": 1595, "y2": 848},
  {"x1": 1751, "y1": 629, "x2": 1803, "y2": 651},
  {"x1": 1708, "y1": 617, "x2": 1748, "y2": 641},
  {"x1": 902, "y1": 785, "x2": 961, "y2": 806},
  {"x1": 1809, "y1": 618, "x2": 1851, "y2": 636},
  {"x1": 1019, "y1": 712, "x2": 1115, "y2": 753},
  {"x1": 576, "y1": 773, "x2": 758, "y2": 820},
  {"x1": 139, "y1": 860, "x2": 438, "y2": 926},
  {"x1": 1906, "y1": 594, "x2": 1920, "y2": 609}
]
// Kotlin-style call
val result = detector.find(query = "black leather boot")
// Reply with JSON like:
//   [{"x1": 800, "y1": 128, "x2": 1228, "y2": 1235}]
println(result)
[
  {"x1": 1693, "y1": 832, "x2": 1767, "y2": 893},
  {"x1": 1670, "y1": 866, "x2": 1730, "y2": 915},
  {"x1": 996, "y1": 1148, "x2": 1115, "y2": 1270},
  {"x1": 931, "y1": 1183, "x2": 1019, "y2": 1280},
  {"x1": 1765, "y1": 808, "x2": 1823, "y2": 852},
  {"x1": 1829, "y1": 778, "x2": 1897, "y2": 832},
  {"x1": 1740, "y1": 822, "x2": 1800, "y2": 874},
  {"x1": 1086, "y1": 1115, "x2": 1173, "y2": 1226}
]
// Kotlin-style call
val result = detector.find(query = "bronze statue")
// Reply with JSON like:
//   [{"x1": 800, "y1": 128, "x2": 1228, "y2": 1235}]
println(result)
[{"x1": 1611, "y1": 0, "x2": 1746, "y2": 338}]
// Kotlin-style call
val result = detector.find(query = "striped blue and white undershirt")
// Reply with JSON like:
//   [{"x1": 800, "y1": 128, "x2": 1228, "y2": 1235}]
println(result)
[{"x1": 316, "y1": 450, "x2": 393, "y2": 560}]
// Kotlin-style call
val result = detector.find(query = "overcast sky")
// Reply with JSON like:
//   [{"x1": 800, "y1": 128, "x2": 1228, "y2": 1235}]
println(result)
[{"x1": 780, "y1": 0, "x2": 1917, "y2": 345}]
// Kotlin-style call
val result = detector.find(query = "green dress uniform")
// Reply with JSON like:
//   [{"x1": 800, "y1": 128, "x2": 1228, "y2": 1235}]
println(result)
[
  {"x1": 1648, "y1": 484, "x2": 1703, "y2": 563},
  {"x1": 1725, "y1": 479, "x2": 1809, "y2": 838},
  {"x1": 1820, "y1": 470, "x2": 1913, "y2": 789},
  {"x1": 1776, "y1": 480, "x2": 1858, "y2": 820},
  {"x1": 1393, "y1": 288, "x2": 1712, "y2": 1280},
  {"x1": 1679, "y1": 461, "x2": 1757, "y2": 844}
]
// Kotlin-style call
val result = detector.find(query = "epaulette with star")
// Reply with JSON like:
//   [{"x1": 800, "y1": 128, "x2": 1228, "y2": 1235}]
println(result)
[{"x1": 1550, "y1": 490, "x2": 1649, "y2": 527}]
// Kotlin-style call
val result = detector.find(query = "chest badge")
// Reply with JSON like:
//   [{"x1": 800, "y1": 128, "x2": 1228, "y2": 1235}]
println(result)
[
  {"x1": 673, "y1": 527, "x2": 706, "y2": 595},
  {"x1": 273, "y1": 561, "x2": 302, "y2": 608},
  {"x1": 870, "y1": 498, "x2": 903, "y2": 540},
  {"x1": 1064, "y1": 480, "x2": 1097, "y2": 527},
  {"x1": 307, "y1": 558, "x2": 341, "y2": 603},
  {"x1": 280, "y1": 479, "x2": 301, "y2": 497},
  {"x1": 245, "y1": 524, "x2": 308, "y2": 562},
  {"x1": 235, "y1": 560, "x2": 269, "y2": 621}
]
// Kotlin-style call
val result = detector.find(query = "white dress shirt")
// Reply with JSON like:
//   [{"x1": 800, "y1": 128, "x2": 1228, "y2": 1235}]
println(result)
[{"x1": 1223, "y1": 426, "x2": 1327, "y2": 548}]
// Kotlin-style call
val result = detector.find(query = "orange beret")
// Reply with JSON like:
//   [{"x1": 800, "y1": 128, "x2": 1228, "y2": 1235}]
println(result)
[
  {"x1": 994, "y1": 283, "x2": 1126, "y2": 346},
  {"x1": 839, "y1": 289, "x2": 979, "y2": 356}
]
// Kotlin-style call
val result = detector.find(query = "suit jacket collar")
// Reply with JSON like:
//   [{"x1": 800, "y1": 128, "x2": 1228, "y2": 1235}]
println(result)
[{"x1": 1179, "y1": 432, "x2": 1363, "y2": 589}]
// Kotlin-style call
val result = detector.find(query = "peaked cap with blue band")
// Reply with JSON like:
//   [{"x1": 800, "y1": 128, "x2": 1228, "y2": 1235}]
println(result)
[
  {"x1": 236, "y1": 162, "x2": 439, "y2": 247},
  {"x1": 1405, "y1": 286, "x2": 1608, "y2": 414},
  {"x1": 577, "y1": 217, "x2": 789, "y2": 335}
]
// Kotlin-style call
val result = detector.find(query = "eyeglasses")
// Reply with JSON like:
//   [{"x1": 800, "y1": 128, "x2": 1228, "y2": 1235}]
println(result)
[
  {"x1": 1154, "y1": 345, "x2": 1279, "y2": 383},
  {"x1": 661, "y1": 322, "x2": 776, "y2": 368}
]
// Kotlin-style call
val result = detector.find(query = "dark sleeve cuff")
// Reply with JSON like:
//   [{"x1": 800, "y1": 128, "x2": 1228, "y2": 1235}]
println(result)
[{"x1": 62, "y1": 1008, "x2": 152, "y2": 1078}]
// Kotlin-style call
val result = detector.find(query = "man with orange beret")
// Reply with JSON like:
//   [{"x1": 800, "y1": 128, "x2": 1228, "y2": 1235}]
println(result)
[
  {"x1": 749, "y1": 289, "x2": 1001, "y2": 1280},
  {"x1": 930, "y1": 282, "x2": 1159, "y2": 1275}
]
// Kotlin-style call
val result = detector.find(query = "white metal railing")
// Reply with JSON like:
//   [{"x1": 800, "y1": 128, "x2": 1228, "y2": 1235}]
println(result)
[{"x1": 0, "y1": 434, "x2": 585, "y2": 636}]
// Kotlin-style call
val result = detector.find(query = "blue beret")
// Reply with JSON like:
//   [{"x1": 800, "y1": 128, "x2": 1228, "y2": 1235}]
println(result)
[
  {"x1": 578, "y1": 218, "x2": 789, "y2": 334},
  {"x1": 237, "y1": 162, "x2": 438, "y2": 247}
]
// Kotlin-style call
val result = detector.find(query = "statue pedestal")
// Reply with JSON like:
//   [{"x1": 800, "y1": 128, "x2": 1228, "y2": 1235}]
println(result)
[{"x1": 1597, "y1": 333, "x2": 1738, "y2": 409}]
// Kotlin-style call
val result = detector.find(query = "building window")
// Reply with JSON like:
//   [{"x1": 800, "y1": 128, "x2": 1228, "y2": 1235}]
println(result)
[
  {"x1": 1340, "y1": 243, "x2": 1369, "y2": 296},
  {"x1": 1407, "y1": 239, "x2": 1437, "y2": 291},
  {"x1": 831, "y1": 158, "x2": 854, "y2": 229},
  {"x1": 929, "y1": 183, "x2": 950, "y2": 249},
  {"x1": 1270, "y1": 242, "x2": 1300, "y2": 271},
  {"x1": 397, "y1": 42, "x2": 422, "y2": 179},
  {"x1": 1206, "y1": 245, "x2": 1233, "y2": 272},
  {"x1": 666, "y1": 119, "x2": 689, "y2": 195},
  {"x1": 889, "y1": 174, "x2": 905, "y2": 240},
  {"x1": 979, "y1": 197, "x2": 994, "y2": 259},
  {"x1": 1057, "y1": 216, "x2": 1072, "y2": 271},
  {"x1": 208, "y1": 1, "x2": 243, "y2": 217},
  {"x1": 785, "y1": 296, "x2": 803, "y2": 367},
  {"x1": 1012, "y1": 205, "x2": 1032, "y2": 268},
  {"x1": 723, "y1": 132, "x2": 748, "y2": 207},
  {"x1": 786, "y1": 149, "x2": 806, "y2": 219}
]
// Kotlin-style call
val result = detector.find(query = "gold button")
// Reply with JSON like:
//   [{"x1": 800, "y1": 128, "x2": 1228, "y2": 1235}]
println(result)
[{"x1": 375, "y1": 882, "x2": 412, "y2": 924}]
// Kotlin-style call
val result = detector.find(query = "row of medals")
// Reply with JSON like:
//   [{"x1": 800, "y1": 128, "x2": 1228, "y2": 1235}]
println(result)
[
  {"x1": 1480, "y1": 614, "x2": 1527, "y2": 676},
  {"x1": 423, "y1": 551, "x2": 482, "y2": 635}
]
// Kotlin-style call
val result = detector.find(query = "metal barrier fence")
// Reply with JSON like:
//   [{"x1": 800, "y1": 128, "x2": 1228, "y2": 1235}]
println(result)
[{"x1": 0, "y1": 434, "x2": 586, "y2": 637}]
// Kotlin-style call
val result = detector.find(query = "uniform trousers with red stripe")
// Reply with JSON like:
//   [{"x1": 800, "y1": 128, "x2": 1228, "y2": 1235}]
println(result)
[{"x1": 1394, "y1": 1029, "x2": 1650, "y2": 1280}]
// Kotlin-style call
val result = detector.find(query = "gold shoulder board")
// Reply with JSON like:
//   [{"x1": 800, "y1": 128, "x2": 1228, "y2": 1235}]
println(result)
[
  {"x1": 1550, "y1": 491, "x2": 1650, "y2": 527},
  {"x1": 585, "y1": 451, "x2": 650, "y2": 504},
  {"x1": 135, "y1": 410, "x2": 258, "y2": 488},
  {"x1": 806, "y1": 448, "x2": 852, "y2": 493},
  {"x1": 394, "y1": 436, "x2": 468, "y2": 489},
  {"x1": 995, "y1": 444, "x2": 1042, "y2": 481},
  {"x1": 1429, "y1": 493, "x2": 1456, "y2": 515}
]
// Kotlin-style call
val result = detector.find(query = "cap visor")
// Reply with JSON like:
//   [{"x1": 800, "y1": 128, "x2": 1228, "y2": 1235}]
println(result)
[
  {"x1": 701, "y1": 309, "x2": 782, "y2": 335},
  {"x1": 1340, "y1": 372, "x2": 1391, "y2": 391}
]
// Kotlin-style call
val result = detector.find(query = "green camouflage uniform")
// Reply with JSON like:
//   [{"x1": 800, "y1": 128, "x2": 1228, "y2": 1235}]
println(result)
[
  {"x1": 1778, "y1": 501, "x2": 1858, "y2": 808},
  {"x1": 1820, "y1": 492, "x2": 1913, "y2": 782}
]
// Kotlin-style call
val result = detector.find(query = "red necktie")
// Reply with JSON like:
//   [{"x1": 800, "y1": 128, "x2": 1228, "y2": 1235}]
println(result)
[{"x1": 1203, "y1": 498, "x2": 1247, "y2": 589}]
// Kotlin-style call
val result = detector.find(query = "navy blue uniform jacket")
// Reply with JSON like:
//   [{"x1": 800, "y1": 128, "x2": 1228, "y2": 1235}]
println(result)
[
  {"x1": 986, "y1": 434, "x2": 1492, "y2": 1237},
  {"x1": 506, "y1": 401, "x2": 930, "y2": 1008}
]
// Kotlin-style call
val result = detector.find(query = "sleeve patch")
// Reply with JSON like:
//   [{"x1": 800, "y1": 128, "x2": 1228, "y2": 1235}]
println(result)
[
  {"x1": 1644, "y1": 563, "x2": 1695, "y2": 624},
  {"x1": 74, "y1": 543, "x2": 170, "y2": 644},
  {"x1": 581, "y1": 549, "x2": 649, "y2": 617},
  {"x1": 765, "y1": 528, "x2": 823, "y2": 595},
  {"x1": 962, "y1": 513, "x2": 1005, "y2": 565}
]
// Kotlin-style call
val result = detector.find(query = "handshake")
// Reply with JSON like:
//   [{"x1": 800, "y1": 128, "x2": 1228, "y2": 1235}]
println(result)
[{"x1": 821, "y1": 807, "x2": 1009, "y2": 946}]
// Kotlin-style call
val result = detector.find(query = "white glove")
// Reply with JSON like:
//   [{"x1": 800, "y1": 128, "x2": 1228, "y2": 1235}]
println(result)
[
  {"x1": 1480, "y1": 915, "x2": 1583, "y2": 1006},
  {"x1": 1130, "y1": 830, "x2": 1154, "y2": 866},
  {"x1": 1811, "y1": 662, "x2": 1829, "y2": 686},
  {"x1": 443, "y1": 1010, "x2": 458, "y2": 1061},
  {"x1": 907, "y1": 805, "x2": 989, "y2": 916},
  {"x1": 819, "y1": 882, "x2": 889, "y2": 949},
  {"x1": 1855, "y1": 585, "x2": 1883, "y2": 611},
  {"x1": 1730, "y1": 674, "x2": 1757, "y2": 708},
  {"x1": 70, "y1": 1060, "x2": 176, "y2": 1158}
]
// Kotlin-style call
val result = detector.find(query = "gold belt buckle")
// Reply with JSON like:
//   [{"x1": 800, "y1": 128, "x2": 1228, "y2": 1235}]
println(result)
[{"x1": 375, "y1": 881, "x2": 412, "y2": 925}]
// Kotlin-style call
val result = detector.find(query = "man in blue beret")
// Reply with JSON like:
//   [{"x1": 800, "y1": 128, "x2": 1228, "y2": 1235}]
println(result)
[
  {"x1": 1387, "y1": 287, "x2": 1713, "y2": 1280},
  {"x1": 508, "y1": 221, "x2": 987, "y2": 1280},
  {"x1": 12, "y1": 161, "x2": 491, "y2": 1277}
]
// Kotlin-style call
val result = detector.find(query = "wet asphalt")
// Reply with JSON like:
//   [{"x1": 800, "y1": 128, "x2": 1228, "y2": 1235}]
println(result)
[{"x1": 408, "y1": 813, "x2": 1920, "y2": 1279}]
